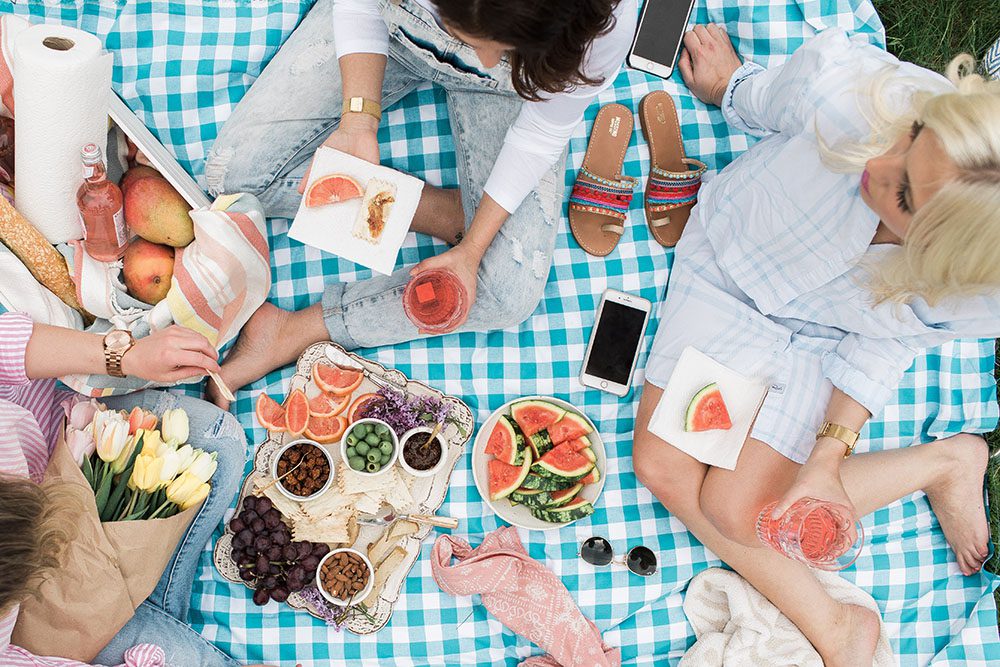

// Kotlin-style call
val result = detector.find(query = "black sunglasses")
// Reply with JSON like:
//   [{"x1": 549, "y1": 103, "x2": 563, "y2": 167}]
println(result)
[{"x1": 579, "y1": 537, "x2": 658, "y2": 577}]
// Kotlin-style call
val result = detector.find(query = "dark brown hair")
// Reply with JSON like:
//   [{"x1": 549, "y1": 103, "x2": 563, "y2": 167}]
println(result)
[
  {"x1": 432, "y1": 0, "x2": 621, "y2": 101},
  {"x1": 0, "y1": 476, "x2": 78, "y2": 615}
]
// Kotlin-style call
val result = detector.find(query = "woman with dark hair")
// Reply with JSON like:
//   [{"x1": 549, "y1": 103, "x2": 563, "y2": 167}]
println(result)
[{"x1": 206, "y1": 0, "x2": 636, "y2": 403}]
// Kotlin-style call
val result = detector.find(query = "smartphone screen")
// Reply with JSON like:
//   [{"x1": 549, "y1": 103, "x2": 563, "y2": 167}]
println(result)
[
  {"x1": 584, "y1": 301, "x2": 647, "y2": 385},
  {"x1": 632, "y1": 0, "x2": 695, "y2": 68}
]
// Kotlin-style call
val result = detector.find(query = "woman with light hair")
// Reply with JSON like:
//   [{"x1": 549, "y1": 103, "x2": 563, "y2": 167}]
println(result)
[{"x1": 631, "y1": 24, "x2": 1000, "y2": 666}]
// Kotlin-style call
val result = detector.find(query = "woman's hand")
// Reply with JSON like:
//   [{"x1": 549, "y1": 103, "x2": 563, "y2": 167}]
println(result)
[
  {"x1": 120, "y1": 325, "x2": 220, "y2": 383},
  {"x1": 771, "y1": 456, "x2": 855, "y2": 521},
  {"x1": 408, "y1": 242, "x2": 482, "y2": 333},
  {"x1": 677, "y1": 24, "x2": 743, "y2": 107},
  {"x1": 298, "y1": 114, "x2": 381, "y2": 194}
]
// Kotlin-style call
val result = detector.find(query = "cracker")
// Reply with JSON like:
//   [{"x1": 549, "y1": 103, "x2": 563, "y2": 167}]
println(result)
[{"x1": 370, "y1": 547, "x2": 407, "y2": 601}]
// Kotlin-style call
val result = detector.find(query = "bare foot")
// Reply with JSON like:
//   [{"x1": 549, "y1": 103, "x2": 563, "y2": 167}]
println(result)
[
  {"x1": 819, "y1": 604, "x2": 881, "y2": 667},
  {"x1": 924, "y1": 434, "x2": 990, "y2": 575},
  {"x1": 208, "y1": 302, "x2": 326, "y2": 410},
  {"x1": 412, "y1": 186, "x2": 465, "y2": 245}
]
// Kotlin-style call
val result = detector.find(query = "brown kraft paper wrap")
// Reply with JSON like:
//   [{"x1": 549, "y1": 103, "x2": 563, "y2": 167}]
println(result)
[
  {"x1": 11, "y1": 427, "x2": 199, "y2": 661},
  {"x1": 0, "y1": 196, "x2": 90, "y2": 319}
]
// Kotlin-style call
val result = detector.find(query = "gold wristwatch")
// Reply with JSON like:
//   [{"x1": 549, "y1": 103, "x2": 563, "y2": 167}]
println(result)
[
  {"x1": 103, "y1": 329, "x2": 136, "y2": 378},
  {"x1": 342, "y1": 96, "x2": 382, "y2": 123},
  {"x1": 817, "y1": 421, "x2": 860, "y2": 457}
]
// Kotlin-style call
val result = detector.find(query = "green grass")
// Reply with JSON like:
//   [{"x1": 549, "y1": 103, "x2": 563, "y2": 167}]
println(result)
[
  {"x1": 873, "y1": 0, "x2": 1000, "y2": 72},
  {"x1": 871, "y1": 0, "x2": 1000, "y2": 624}
]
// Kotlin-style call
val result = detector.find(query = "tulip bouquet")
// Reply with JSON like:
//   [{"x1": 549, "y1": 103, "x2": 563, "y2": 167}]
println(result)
[{"x1": 63, "y1": 398, "x2": 217, "y2": 522}]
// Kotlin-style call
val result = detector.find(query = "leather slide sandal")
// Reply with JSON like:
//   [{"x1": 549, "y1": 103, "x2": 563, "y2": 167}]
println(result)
[
  {"x1": 568, "y1": 103, "x2": 638, "y2": 257},
  {"x1": 639, "y1": 90, "x2": 707, "y2": 247}
]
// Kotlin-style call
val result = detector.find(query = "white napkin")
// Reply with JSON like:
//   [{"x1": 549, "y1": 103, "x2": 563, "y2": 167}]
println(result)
[
  {"x1": 648, "y1": 347, "x2": 767, "y2": 470},
  {"x1": 288, "y1": 147, "x2": 424, "y2": 275}
]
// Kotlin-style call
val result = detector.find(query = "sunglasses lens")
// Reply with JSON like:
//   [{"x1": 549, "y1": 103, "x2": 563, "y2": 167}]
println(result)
[
  {"x1": 626, "y1": 546, "x2": 657, "y2": 576},
  {"x1": 580, "y1": 537, "x2": 614, "y2": 566}
]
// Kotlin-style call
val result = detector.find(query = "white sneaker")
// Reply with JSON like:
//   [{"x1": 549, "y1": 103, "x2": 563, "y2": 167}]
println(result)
[{"x1": 986, "y1": 35, "x2": 1000, "y2": 79}]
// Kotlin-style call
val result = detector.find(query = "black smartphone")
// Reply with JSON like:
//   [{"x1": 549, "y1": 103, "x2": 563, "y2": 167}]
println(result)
[
  {"x1": 628, "y1": 0, "x2": 698, "y2": 79},
  {"x1": 580, "y1": 290, "x2": 652, "y2": 397}
]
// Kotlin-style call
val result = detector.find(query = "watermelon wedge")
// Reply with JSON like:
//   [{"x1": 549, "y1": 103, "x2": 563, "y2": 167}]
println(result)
[
  {"x1": 510, "y1": 400, "x2": 565, "y2": 437},
  {"x1": 684, "y1": 383, "x2": 733, "y2": 432},
  {"x1": 546, "y1": 484, "x2": 583, "y2": 507},
  {"x1": 488, "y1": 452, "x2": 533, "y2": 501},
  {"x1": 566, "y1": 436, "x2": 592, "y2": 452},
  {"x1": 547, "y1": 412, "x2": 593, "y2": 444},
  {"x1": 533, "y1": 442, "x2": 594, "y2": 479},
  {"x1": 579, "y1": 467, "x2": 601, "y2": 485},
  {"x1": 485, "y1": 415, "x2": 524, "y2": 465}
]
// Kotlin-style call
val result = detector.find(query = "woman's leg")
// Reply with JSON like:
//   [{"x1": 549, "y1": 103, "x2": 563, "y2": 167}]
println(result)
[
  {"x1": 204, "y1": 0, "x2": 422, "y2": 219},
  {"x1": 211, "y1": 89, "x2": 561, "y2": 403},
  {"x1": 94, "y1": 601, "x2": 239, "y2": 667},
  {"x1": 102, "y1": 391, "x2": 247, "y2": 621},
  {"x1": 633, "y1": 383, "x2": 881, "y2": 667}
]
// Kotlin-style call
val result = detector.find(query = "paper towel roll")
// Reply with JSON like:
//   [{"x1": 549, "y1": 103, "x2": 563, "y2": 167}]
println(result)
[{"x1": 13, "y1": 24, "x2": 112, "y2": 244}]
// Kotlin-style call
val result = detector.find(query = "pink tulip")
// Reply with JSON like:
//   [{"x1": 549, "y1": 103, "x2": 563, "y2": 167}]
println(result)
[
  {"x1": 66, "y1": 427, "x2": 96, "y2": 465},
  {"x1": 63, "y1": 396, "x2": 102, "y2": 431}
]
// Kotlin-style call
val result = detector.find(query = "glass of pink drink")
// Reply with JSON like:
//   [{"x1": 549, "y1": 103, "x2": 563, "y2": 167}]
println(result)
[
  {"x1": 402, "y1": 269, "x2": 469, "y2": 334},
  {"x1": 756, "y1": 497, "x2": 864, "y2": 571}
]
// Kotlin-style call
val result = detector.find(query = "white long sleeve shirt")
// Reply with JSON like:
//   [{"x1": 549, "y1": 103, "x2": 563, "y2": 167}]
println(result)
[{"x1": 332, "y1": 0, "x2": 637, "y2": 213}]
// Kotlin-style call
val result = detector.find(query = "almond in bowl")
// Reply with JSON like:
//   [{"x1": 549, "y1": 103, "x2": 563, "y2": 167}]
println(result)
[{"x1": 316, "y1": 548, "x2": 373, "y2": 606}]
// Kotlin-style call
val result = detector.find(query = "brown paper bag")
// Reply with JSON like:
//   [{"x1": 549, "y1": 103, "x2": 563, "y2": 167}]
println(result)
[{"x1": 12, "y1": 428, "x2": 198, "y2": 661}]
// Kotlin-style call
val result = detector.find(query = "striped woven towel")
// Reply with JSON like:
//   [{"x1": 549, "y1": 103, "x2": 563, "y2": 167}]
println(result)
[{"x1": 62, "y1": 193, "x2": 271, "y2": 397}]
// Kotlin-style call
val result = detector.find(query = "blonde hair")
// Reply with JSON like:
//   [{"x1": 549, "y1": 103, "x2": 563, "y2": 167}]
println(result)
[
  {"x1": 819, "y1": 55, "x2": 1000, "y2": 305},
  {"x1": 0, "y1": 475, "x2": 79, "y2": 617}
]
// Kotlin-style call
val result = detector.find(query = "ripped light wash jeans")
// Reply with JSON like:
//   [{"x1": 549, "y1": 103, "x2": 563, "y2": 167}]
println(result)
[
  {"x1": 206, "y1": 0, "x2": 563, "y2": 350},
  {"x1": 93, "y1": 391, "x2": 246, "y2": 667}
]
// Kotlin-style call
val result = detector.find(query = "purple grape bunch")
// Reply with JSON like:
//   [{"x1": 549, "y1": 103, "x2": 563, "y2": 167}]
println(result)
[{"x1": 228, "y1": 495, "x2": 330, "y2": 606}]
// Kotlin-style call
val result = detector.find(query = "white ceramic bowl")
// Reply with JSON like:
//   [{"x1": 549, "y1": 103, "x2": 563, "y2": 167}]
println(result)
[
  {"x1": 269, "y1": 438, "x2": 335, "y2": 502},
  {"x1": 397, "y1": 427, "x2": 447, "y2": 478},
  {"x1": 340, "y1": 418, "x2": 399, "y2": 476},
  {"x1": 315, "y1": 548, "x2": 374, "y2": 606},
  {"x1": 471, "y1": 395, "x2": 606, "y2": 531}
]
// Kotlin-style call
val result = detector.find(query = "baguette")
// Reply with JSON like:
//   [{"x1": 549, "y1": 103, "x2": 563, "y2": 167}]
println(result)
[{"x1": 0, "y1": 197, "x2": 90, "y2": 319}]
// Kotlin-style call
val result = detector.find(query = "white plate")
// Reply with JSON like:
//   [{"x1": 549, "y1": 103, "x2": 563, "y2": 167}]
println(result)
[{"x1": 472, "y1": 396, "x2": 606, "y2": 531}]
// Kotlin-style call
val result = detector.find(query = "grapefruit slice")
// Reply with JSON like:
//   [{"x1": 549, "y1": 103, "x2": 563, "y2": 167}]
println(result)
[
  {"x1": 684, "y1": 383, "x2": 732, "y2": 432},
  {"x1": 348, "y1": 392, "x2": 381, "y2": 422},
  {"x1": 488, "y1": 453, "x2": 532, "y2": 501},
  {"x1": 305, "y1": 414, "x2": 348, "y2": 444},
  {"x1": 305, "y1": 173, "x2": 363, "y2": 208},
  {"x1": 308, "y1": 391, "x2": 350, "y2": 418},
  {"x1": 256, "y1": 393, "x2": 287, "y2": 432},
  {"x1": 313, "y1": 363, "x2": 364, "y2": 396},
  {"x1": 284, "y1": 389, "x2": 310, "y2": 436}
]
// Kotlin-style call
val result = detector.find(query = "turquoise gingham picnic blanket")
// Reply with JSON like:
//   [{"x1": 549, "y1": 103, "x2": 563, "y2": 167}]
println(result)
[{"x1": 4, "y1": 0, "x2": 998, "y2": 664}]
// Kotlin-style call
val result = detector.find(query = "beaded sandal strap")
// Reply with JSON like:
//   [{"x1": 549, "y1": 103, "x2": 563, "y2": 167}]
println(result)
[
  {"x1": 646, "y1": 158, "x2": 708, "y2": 216},
  {"x1": 568, "y1": 168, "x2": 638, "y2": 235}
]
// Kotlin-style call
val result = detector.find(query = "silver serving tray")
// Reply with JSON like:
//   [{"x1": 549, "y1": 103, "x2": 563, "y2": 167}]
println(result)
[{"x1": 213, "y1": 342, "x2": 474, "y2": 633}]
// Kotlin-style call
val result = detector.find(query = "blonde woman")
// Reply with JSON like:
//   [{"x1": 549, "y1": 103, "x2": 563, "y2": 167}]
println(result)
[{"x1": 631, "y1": 25, "x2": 1000, "y2": 666}]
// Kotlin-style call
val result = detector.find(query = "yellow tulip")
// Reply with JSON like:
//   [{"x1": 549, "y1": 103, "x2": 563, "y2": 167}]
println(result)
[
  {"x1": 130, "y1": 453, "x2": 163, "y2": 492},
  {"x1": 161, "y1": 408, "x2": 189, "y2": 446},
  {"x1": 140, "y1": 429, "x2": 165, "y2": 456},
  {"x1": 166, "y1": 471, "x2": 203, "y2": 507},
  {"x1": 173, "y1": 444, "x2": 196, "y2": 473},
  {"x1": 110, "y1": 430, "x2": 141, "y2": 474},
  {"x1": 179, "y1": 482, "x2": 210, "y2": 510},
  {"x1": 154, "y1": 446, "x2": 184, "y2": 488}
]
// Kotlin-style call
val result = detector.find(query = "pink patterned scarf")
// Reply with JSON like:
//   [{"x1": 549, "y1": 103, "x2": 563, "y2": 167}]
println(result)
[{"x1": 431, "y1": 527, "x2": 620, "y2": 667}]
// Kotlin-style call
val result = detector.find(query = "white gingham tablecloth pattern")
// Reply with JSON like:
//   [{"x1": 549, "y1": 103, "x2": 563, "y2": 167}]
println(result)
[{"x1": 4, "y1": 0, "x2": 997, "y2": 664}]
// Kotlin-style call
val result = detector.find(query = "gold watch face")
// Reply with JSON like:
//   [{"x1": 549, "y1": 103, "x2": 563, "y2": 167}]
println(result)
[{"x1": 105, "y1": 329, "x2": 133, "y2": 351}]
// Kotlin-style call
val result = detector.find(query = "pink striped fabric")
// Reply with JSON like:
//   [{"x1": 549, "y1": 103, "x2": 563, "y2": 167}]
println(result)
[{"x1": 0, "y1": 312, "x2": 164, "y2": 666}]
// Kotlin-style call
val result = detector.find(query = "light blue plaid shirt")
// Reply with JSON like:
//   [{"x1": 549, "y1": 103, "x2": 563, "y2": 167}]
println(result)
[{"x1": 700, "y1": 28, "x2": 1000, "y2": 415}]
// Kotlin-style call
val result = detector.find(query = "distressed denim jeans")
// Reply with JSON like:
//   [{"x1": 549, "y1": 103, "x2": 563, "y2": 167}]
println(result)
[
  {"x1": 207, "y1": 0, "x2": 563, "y2": 349},
  {"x1": 93, "y1": 391, "x2": 246, "y2": 667}
]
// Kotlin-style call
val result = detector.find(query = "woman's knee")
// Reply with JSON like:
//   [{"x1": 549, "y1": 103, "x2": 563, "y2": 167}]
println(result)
[
  {"x1": 632, "y1": 433, "x2": 702, "y2": 514},
  {"x1": 699, "y1": 482, "x2": 763, "y2": 547},
  {"x1": 476, "y1": 262, "x2": 547, "y2": 330}
]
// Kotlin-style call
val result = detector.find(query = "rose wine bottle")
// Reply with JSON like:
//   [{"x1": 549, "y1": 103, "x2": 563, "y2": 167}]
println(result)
[{"x1": 77, "y1": 143, "x2": 127, "y2": 262}]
